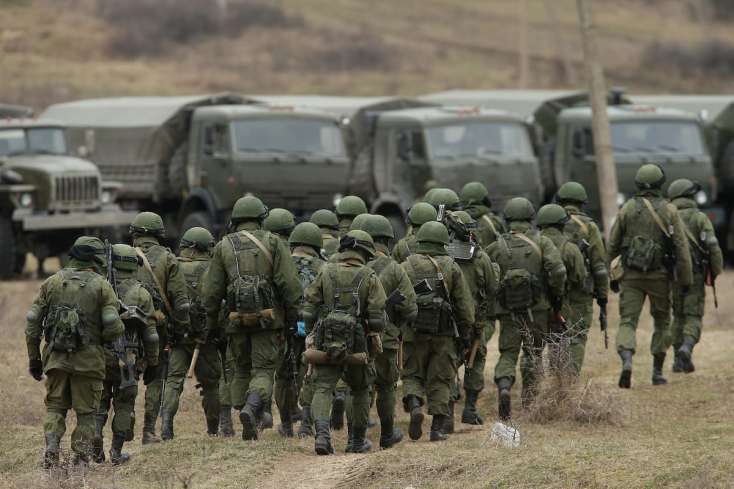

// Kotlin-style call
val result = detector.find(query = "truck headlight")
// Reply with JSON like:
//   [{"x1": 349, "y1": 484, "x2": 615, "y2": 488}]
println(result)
[
  {"x1": 19, "y1": 192, "x2": 33, "y2": 208},
  {"x1": 616, "y1": 193, "x2": 626, "y2": 207},
  {"x1": 694, "y1": 190, "x2": 707, "y2": 206},
  {"x1": 101, "y1": 190, "x2": 112, "y2": 204}
]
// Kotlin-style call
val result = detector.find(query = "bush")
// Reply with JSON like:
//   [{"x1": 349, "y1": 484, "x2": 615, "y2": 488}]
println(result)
[
  {"x1": 641, "y1": 39, "x2": 734, "y2": 77},
  {"x1": 305, "y1": 30, "x2": 394, "y2": 71}
]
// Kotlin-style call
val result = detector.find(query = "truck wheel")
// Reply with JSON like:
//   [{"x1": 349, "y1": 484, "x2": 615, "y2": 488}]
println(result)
[
  {"x1": 0, "y1": 217, "x2": 19, "y2": 279},
  {"x1": 181, "y1": 211, "x2": 214, "y2": 235}
]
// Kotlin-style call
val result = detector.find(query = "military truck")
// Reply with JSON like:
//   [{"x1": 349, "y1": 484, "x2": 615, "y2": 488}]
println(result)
[
  {"x1": 0, "y1": 117, "x2": 135, "y2": 277},
  {"x1": 42, "y1": 94, "x2": 350, "y2": 238}
]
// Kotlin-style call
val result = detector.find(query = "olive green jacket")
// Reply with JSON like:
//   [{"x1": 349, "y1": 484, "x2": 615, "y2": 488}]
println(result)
[
  {"x1": 541, "y1": 227, "x2": 588, "y2": 304},
  {"x1": 177, "y1": 248, "x2": 211, "y2": 345},
  {"x1": 320, "y1": 229, "x2": 340, "y2": 258},
  {"x1": 391, "y1": 228, "x2": 418, "y2": 263},
  {"x1": 455, "y1": 247, "x2": 499, "y2": 329},
  {"x1": 672, "y1": 197, "x2": 723, "y2": 278},
  {"x1": 608, "y1": 190, "x2": 693, "y2": 286},
  {"x1": 563, "y1": 204, "x2": 609, "y2": 301},
  {"x1": 26, "y1": 262, "x2": 124, "y2": 380},
  {"x1": 464, "y1": 204, "x2": 506, "y2": 247},
  {"x1": 111, "y1": 273, "x2": 159, "y2": 367}
]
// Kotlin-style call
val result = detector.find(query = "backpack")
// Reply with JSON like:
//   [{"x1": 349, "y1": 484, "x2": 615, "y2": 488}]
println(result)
[
  {"x1": 623, "y1": 197, "x2": 673, "y2": 272},
  {"x1": 565, "y1": 214, "x2": 595, "y2": 293},
  {"x1": 180, "y1": 259, "x2": 209, "y2": 337},
  {"x1": 45, "y1": 270, "x2": 92, "y2": 352},
  {"x1": 293, "y1": 255, "x2": 322, "y2": 336},
  {"x1": 315, "y1": 265, "x2": 370, "y2": 362},
  {"x1": 496, "y1": 232, "x2": 543, "y2": 312},
  {"x1": 225, "y1": 232, "x2": 276, "y2": 327},
  {"x1": 405, "y1": 255, "x2": 455, "y2": 336}
]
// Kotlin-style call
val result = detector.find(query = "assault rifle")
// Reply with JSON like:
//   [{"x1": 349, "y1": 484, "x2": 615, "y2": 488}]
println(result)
[
  {"x1": 599, "y1": 303, "x2": 609, "y2": 349},
  {"x1": 283, "y1": 321, "x2": 301, "y2": 411},
  {"x1": 105, "y1": 241, "x2": 138, "y2": 390}
]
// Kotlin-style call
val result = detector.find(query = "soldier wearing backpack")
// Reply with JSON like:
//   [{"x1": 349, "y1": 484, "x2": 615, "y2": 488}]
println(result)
[
  {"x1": 273, "y1": 222, "x2": 325, "y2": 438},
  {"x1": 303, "y1": 230, "x2": 387, "y2": 455},
  {"x1": 94, "y1": 244, "x2": 159, "y2": 465},
  {"x1": 310, "y1": 209, "x2": 340, "y2": 258},
  {"x1": 486, "y1": 198, "x2": 566, "y2": 420},
  {"x1": 129, "y1": 211, "x2": 191, "y2": 444},
  {"x1": 401, "y1": 221, "x2": 475, "y2": 442},
  {"x1": 26, "y1": 236, "x2": 124, "y2": 468},
  {"x1": 264, "y1": 208, "x2": 296, "y2": 246},
  {"x1": 160, "y1": 228, "x2": 223, "y2": 440},
  {"x1": 667, "y1": 179, "x2": 723, "y2": 373},
  {"x1": 608, "y1": 164, "x2": 692, "y2": 388},
  {"x1": 460, "y1": 182, "x2": 507, "y2": 247},
  {"x1": 536, "y1": 204, "x2": 588, "y2": 376},
  {"x1": 557, "y1": 182, "x2": 609, "y2": 374},
  {"x1": 392, "y1": 203, "x2": 438, "y2": 263}
]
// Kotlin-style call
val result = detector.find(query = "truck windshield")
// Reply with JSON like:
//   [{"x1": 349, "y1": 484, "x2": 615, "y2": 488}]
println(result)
[
  {"x1": 232, "y1": 119, "x2": 346, "y2": 158},
  {"x1": 425, "y1": 121, "x2": 533, "y2": 160},
  {"x1": 0, "y1": 127, "x2": 67, "y2": 156},
  {"x1": 610, "y1": 121, "x2": 705, "y2": 155}
]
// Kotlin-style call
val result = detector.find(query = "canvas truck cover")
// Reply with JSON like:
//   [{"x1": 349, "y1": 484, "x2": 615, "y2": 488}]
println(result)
[{"x1": 0, "y1": 104, "x2": 34, "y2": 118}]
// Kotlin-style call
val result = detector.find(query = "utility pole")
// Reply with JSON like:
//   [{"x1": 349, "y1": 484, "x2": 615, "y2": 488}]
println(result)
[
  {"x1": 577, "y1": 0, "x2": 618, "y2": 238},
  {"x1": 518, "y1": 0, "x2": 529, "y2": 88}
]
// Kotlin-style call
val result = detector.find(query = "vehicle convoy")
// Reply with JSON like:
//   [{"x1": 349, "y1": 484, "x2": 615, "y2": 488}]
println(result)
[
  {"x1": 0, "y1": 117, "x2": 134, "y2": 277},
  {"x1": 41, "y1": 94, "x2": 350, "y2": 239}
]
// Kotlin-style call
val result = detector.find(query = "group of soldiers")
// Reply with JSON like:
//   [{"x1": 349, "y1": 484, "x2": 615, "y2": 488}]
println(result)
[{"x1": 25, "y1": 163, "x2": 722, "y2": 466}]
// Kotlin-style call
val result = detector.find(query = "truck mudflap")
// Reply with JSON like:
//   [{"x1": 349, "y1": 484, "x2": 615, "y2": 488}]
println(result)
[{"x1": 13, "y1": 206, "x2": 138, "y2": 231}]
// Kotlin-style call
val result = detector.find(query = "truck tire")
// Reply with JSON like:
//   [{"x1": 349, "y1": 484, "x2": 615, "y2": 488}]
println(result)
[
  {"x1": 181, "y1": 211, "x2": 214, "y2": 235},
  {"x1": 0, "y1": 217, "x2": 19, "y2": 279}
]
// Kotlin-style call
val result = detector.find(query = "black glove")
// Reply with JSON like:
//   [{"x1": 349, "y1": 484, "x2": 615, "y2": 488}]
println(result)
[
  {"x1": 143, "y1": 364, "x2": 159, "y2": 385},
  {"x1": 680, "y1": 285, "x2": 690, "y2": 295},
  {"x1": 550, "y1": 296, "x2": 563, "y2": 314},
  {"x1": 610, "y1": 280, "x2": 620, "y2": 293},
  {"x1": 596, "y1": 297, "x2": 608, "y2": 308},
  {"x1": 29, "y1": 359, "x2": 43, "y2": 382}
]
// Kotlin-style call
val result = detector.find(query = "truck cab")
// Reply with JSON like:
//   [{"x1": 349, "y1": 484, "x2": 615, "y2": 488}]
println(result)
[{"x1": 0, "y1": 119, "x2": 133, "y2": 276}]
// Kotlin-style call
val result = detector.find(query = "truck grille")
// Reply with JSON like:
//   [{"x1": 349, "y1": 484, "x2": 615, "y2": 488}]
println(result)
[{"x1": 54, "y1": 175, "x2": 99, "y2": 206}]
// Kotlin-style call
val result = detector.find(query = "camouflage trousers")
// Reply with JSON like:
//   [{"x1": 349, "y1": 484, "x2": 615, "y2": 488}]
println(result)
[
  {"x1": 44, "y1": 369, "x2": 103, "y2": 457},
  {"x1": 143, "y1": 326, "x2": 168, "y2": 434},
  {"x1": 312, "y1": 363, "x2": 374, "y2": 428},
  {"x1": 98, "y1": 364, "x2": 138, "y2": 439},
  {"x1": 219, "y1": 345, "x2": 235, "y2": 408},
  {"x1": 494, "y1": 309, "x2": 549, "y2": 391},
  {"x1": 462, "y1": 322, "x2": 496, "y2": 394},
  {"x1": 273, "y1": 336, "x2": 307, "y2": 419},
  {"x1": 346, "y1": 348, "x2": 399, "y2": 426},
  {"x1": 672, "y1": 274, "x2": 706, "y2": 346},
  {"x1": 616, "y1": 278, "x2": 671, "y2": 355},
  {"x1": 228, "y1": 329, "x2": 283, "y2": 409},
  {"x1": 402, "y1": 335, "x2": 458, "y2": 416}
]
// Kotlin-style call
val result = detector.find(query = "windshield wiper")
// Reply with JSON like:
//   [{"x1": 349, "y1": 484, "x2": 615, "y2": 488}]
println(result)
[
  {"x1": 632, "y1": 146, "x2": 656, "y2": 153},
  {"x1": 656, "y1": 144, "x2": 681, "y2": 153},
  {"x1": 478, "y1": 147, "x2": 502, "y2": 155},
  {"x1": 612, "y1": 145, "x2": 631, "y2": 153}
]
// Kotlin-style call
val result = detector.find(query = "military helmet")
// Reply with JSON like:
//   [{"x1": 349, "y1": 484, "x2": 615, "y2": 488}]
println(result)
[
  {"x1": 339, "y1": 229, "x2": 375, "y2": 257},
  {"x1": 180, "y1": 226, "x2": 215, "y2": 251},
  {"x1": 349, "y1": 213, "x2": 372, "y2": 232},
  {"x1": 424, "y1": 188, "x2": 461, "y2": 209},
  {"x1": 460, "y1": 182, "x2": 491, "y2": 207},
  {"x1": 336, "y1": 195, "x2": 368, "y2": 218},
  {"x1": 503, "y1": 197, "x2": 536, "y2": 222},
  {"x1": 537, "y1": 204, "x2": 570, "y2": 227},
  {"x1": 129, "y1": 211, "x2": 165, "y2": 237},
  {"x1": 408, "y1": 203, "x2": 438, "y2": 226},
  {"x1": 68, "y1": 236, "x2": 106, "y2": 263},
  {"x1": 310, "y1": 209, "x2": 339, "y2": 230},
  {"x1": 452, "y1": 210, "x2": 474, "y2": 225},
  {"x1": 231, "y1": 195, "x2": 268, "y2": 221},
  {"x1": 112, "y1": 244, "x2": 141, "y2": 271},
  {"x1": 263, "y1": 208, "x2": 295, "y2": 235},
  {"x1": 635, "y1": 164, "x2": 666, "y2": 190},
  {"x1": 289, "y1": 222, "x2": 323, "y2": 250},
  {"x1": 417, "y1": 221, "x2": 450, "y2": 245},
  {"x1": 667, "y1": 178, "x2": 700, "y2": 199},
  {"x1": 363, "y1": 214, "x2": 394, "y2": 240},
  {"x1": 557, "y1": 181, "x2": 588, "y2": 203}
]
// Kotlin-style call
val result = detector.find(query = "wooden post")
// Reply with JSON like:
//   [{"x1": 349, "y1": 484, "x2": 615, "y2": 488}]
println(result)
[{"x1": 577, "y1": 0, "x2": 618, "y2": 238}]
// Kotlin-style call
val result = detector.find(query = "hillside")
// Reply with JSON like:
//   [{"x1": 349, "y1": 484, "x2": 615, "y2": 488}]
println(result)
[{"x1": 2, "y1": 0, "x2": 734, "y2": 111}]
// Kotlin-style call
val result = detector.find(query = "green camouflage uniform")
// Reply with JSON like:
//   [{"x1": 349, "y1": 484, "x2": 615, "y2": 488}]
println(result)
[
  {"x1": 562, "y1": 204, "x2": 609, "y2": 373},
  {"x1": 392, "y1": 229, "x2": 418, "y2": 264},
  {"x1": 464, "y1": 204, "x2": 506, "y2": 248},
  {"x1": 26, "y1": 258, "x2": 124, "y2": 463},
  {"x1": 161, "y1": 248, "x2": 222, "y2": 437},
  {"x1": 133, "y1": 236, "x2": 190, "y2": 440}
]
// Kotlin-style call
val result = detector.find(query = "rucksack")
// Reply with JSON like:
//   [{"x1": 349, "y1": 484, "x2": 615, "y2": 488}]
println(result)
[
  {"x1": 225, "y1": 232, "x2": 276, "y2": 326},
  {"x1": 623, "y1": 197, "x2": 674, "y2": 272},
  {"x1": 496, "y1": 232, "x2": 543, "y2": 312},
  {"x1": 565, "y1": 215, "x2": 595, "y2": 293},
  {"x1": 45, "y1": 270, "x2": 92, "y2": 352},
  {"x1": 405, "y1": 255, "x2": 455, "y2": 336},
  {"x1": 180, "y1": 259, "x2": 209, "y2": 337}
]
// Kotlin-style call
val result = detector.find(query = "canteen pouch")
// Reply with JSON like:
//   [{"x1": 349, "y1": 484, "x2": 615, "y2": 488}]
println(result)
[
  {"x1": 624, "y1": 235, "x2": 660, "y2": 272},
  {"x1": 498, "y1": 268, "x2": 540, "y2": 312}
]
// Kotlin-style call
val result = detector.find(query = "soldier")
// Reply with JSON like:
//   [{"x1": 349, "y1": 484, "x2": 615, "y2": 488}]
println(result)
[
  {"x1": 160, "y1": 227, "x2": 223, "y2": 439},
  {"x1": 203, "y1": 196, "x2": 302, "y2": 440},
  {"x1": 129, "y1": 211, "x2": 191, "y2": 444},
  {"x1": 459, "y1": 182, "x2": 507, "y2": 247},
  {"x1": 536, "y1": 204, "x2": 587, "y2": 375},
  {"x1": 557, "y1": 182, "x2": 609, "y2": 374},
  {"x1": 335, "y1": 195, "x2": 369, "y2": 236},
  {"x1": 94, "y1": 244, "x2": 159, "y2": 465},
  {"x1": 667, "y1": 179, "x2": 723, "y2": 373},
  {"x1": 448, "y1": 211, "x2": 499, "y2": 427},
  {"x1": 423, "y1": 187, "x2": 462, "y2": 212},
  {"x1": 303, "y1": 230, "x2": 387, "y2": 455},
  {"x1": 487, "y1": 198, "x2": 566, "y2": 420},
  {"x1": 264, "y1": 208, "x2": 296, "y2": 245},
  {"x1": 608, "y1": 164, "x2": 692, "y2": 388},
  {"x1": 273, "y1": 222, "x2": 325, "y2": 438},
  {"x1": 401, "y1": 221, "x2": 475, "y2": 442},
  {"x1": 357, "y1": 215, "x2": 418, "y2": 448},
  {"x1": 310, "y1": 209, "x2": 340, "y2": 258},
  {"x1": 26, "y1": 236, "x2": 124, "y2": 467},
  {"x1": 392, "y1": 203, "x2": 438, "y2": 263}
]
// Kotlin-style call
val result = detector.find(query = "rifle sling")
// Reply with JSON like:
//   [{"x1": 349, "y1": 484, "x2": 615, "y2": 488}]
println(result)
[
  {"x1": 135, "y1": 247, "x2": 173, "y2": 315},
  {"x1": 569, "y1": 214, "x2": 589, "y2": 236},
  {"x1": 641, "y1": 198, "x2": 671, "y2": 239},
  {"x1": 238, "y1": 230, "x2": 274, "y2": 266},
  {"x1": 682, "y1": 226, "x2": 706, "y2": 254},
  {"x1": 481, "y1": 215, "x2": 499, "y2": 238},
  {"x1": 515, "y1": 232, "x2": 542, "y2": 257}
]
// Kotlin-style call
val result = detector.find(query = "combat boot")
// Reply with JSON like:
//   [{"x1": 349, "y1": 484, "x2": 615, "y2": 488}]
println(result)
[
  {"x1": 240, "y1": 392, "x2": 263, "y2": 441},
  {"x1": 652, "y1": 353, "x2": 668, "y2": 386},
  {"x1": 141, "y1": 414, "x2": 161, "y2": 445},
  {"x1": 125, "y1": 412, "x2": 135, "y2": 442},
  {"x1": 43, "y1": 432, "x2": 60, "y2": 469},
  {"x1": 349, "y1": 426, "x2": 372, "y2": 453},
  {"x1": 345, "y1": 423, "x2": 355, "y2": 453},
  {"x1": 618, "y1": 349, "x2": 633, "y2": 389},
  {"x1": 379, "y1": 417, "x2": 403, "y2": 449},
  {"x1": 259, "y1": 400, "x2": 273, "y2": 430},
  {"x1": 497, "y1": 377, "x2": 512, "y2": 421},
  {"x1": 672, "y1": 351, "x2": 684, "y2": 373},
  {"x1": 406, "y1": 395, "x2": 424, "y2": 441},
  {"x1": 429, "y1": 415, "x2": 448, "y2": 442},
  {"x1": 677, "y1": 337, "x2": 696, "y2": 373},
  {"x1": 160, "y1": 410, "x2": 174, "y2": 441},
  {"x1": 314, "y1": 419, "x2": 334, "y2": 456},
  {"x1": 444, "y1": 401, "x2": 455, "y2": 434},
  {"x1": 219, "y1": 406, "x2": 235, "y2": 438},
  {"x1": 206, "y1": 415, "x2": 219, "y2": 437},
  {"x1": 330, "y1": 390, "x2": 346, "y2": 430},
  {"x1": 277, "y1": 409, "x2": 294, "y2": 438},
  {"x1": 92, "y1": 414, "x2": 106, "y2": 463},
  {"x1": 461, "y1": 389, "x2": 484, "y2": 425},
  {"x1": 109, "y1": 432, "x2": 130, "y2": 466},
  {"x1": 297, "y1": 406, "x2": 314, "y2": 438}
]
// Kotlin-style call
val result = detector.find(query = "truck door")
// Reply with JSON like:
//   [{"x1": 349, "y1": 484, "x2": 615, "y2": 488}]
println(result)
[
  {"x1": 390, "y1": 127, "x2": 429, "y2": 203},
  {"x1": 199, "y1": 122, "x2": 234, "y2": 210}
]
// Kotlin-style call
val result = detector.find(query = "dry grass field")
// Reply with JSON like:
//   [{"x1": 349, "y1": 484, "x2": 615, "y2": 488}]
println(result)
[{"x1": 1, "y1": 267, "x2": 732, "y2": 488}]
